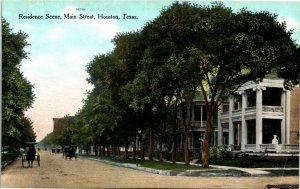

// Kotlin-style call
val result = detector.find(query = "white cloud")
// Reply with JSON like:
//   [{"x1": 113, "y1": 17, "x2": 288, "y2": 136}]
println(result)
[
  {"x1": 279, "y1": 17, "x2": 300, "y2": 43},
  {"x1": 62, "y1": 6, "x2": 119, "y2": 42},
  {"x1": 10, "y1": 23, "x2": 35, "y2": 33},
  {"x1": 278, "y1": 17, "x2": 300, "y2": 31},
  {"x1": 45, "y1": 27, "x2": 66, "y2": 42},
  {"x1": 78, "y1": 19, "x2": 119, "y2": 41}
]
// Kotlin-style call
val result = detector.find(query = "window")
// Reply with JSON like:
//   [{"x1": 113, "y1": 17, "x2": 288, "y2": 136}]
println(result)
[
  {"x1": 222, "y1": 104, "x2": 229, "y2": 112},
  {"x1": 194, "y1": 105, "x2": 201, "y2": 121}
]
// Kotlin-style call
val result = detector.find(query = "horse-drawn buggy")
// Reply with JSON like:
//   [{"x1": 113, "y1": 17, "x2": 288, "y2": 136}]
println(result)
[
  {"x1": 21, "y1": 142, "x2": 40, "y2": 167},
  {"x1": 63, "y1": 145, "x2": 77, "y2": 160}
]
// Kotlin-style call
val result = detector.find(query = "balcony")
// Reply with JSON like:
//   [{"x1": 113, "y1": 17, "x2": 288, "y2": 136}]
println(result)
[
  {"x1": 191, "y1": 121, "x2": 207, "y2": 129},
  {"x1": 220, "y1": 112, "x2": 229, "y2": 123},
  {"x1": 232, "y1": 109, "x2": 242, "y2": 122},
  {"x1": 280, "y1": 144, "x2": 299, "y2": 153},
  {"x1": 219, "y1": 105, "x2": 284, "y2": 121},
  {"x1": 245, "y1": 144, "x2": 299, "y2": 153},
  {"x1": 244, "y1": 144, "x2": 256, "y2": 152},
  {"x1": 262, "y1": 106, "x2": 284, "y2": 118}
]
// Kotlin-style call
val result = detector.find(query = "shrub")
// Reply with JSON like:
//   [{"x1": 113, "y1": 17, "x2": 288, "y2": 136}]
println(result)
[{"x1": 209, "y1": 146, "x2": 227, "y2": 160}]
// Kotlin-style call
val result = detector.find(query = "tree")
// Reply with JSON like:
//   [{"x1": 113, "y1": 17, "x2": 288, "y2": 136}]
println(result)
[
  {"x1": 85, "y1": 32, "x2": 146, "y2": 157},
  {"x1": 139, "y1": 2, "x2": 299, "y2": 167},
  {"x1": 140, "y1": 3, "x2": 204, "y2": 164},
  {"x1": 277, "y1": 47, "x2": 300, "y2": 89},
  {"x1": 2, "y1": 18, "x2": 35, "y2": 148},
  {"x1": 183, "y1": 3, "x2": 299, "y2": 168}
]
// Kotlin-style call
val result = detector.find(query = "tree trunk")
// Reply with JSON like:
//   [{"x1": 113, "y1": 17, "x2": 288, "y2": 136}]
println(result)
[
  {"x1": 95, "y1": 144, "x2": 98, "y2": 156},
  {"x1": 102, "y1": 144, "x2": 106, "y2": 156},
  {"x1": 99, "y1": 145, "x2": 102, "y2": 157},
  {"x1": 140, "y1": 135, "x2": 145, "y2": 160},
  {"x1": 107, "y1": 144, "x2": 110, "y2": 156},
  {"x1": 148, "y1": 126, "x2": 154, "y2": 161},
  {"x1": 159, "y1": 141, "x2": 163, "y2": 161},
  {"x1": 202, "y1": 109, "x2": 213, "y2": 168},
  {"x1": 125, "y1": 137, "x2": 129, "y2": 159},
  {"x1": 159, "y1": 122, "x2": 164, "y2": 161},
  {"x1": 184, "y1": 127, "x2": 190, "y2": 165},
  {"x1": 172, "y1": 121, "x2": 177, "y2": 163},
  {"x1": 184, "y1": 101, "x2": 192, "y2": 165},
  {"x1": 133, "y1": 140, "x2": 136, "y2": 160}
]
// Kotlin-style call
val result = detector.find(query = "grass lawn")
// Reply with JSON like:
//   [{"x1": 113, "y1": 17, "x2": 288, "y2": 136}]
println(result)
[
  {"x1": 210, "y1": 157, "x2": 299, "y2": 168},
  {"x1": 267, "y1": 170, "x2": 299, "y2": 177},
  {"x1": 93, "y1": 156, "x2": 203, "y2": 172},
  {"x1": 83, "y1": 155, "x2": 298, "y2": 176}
]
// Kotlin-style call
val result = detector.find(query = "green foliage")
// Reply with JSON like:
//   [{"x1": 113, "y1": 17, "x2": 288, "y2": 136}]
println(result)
[
  {"x1": 2, "y1": 18, "x2": 36, "y2": 148},
  {"x1": 95, "y1": 156, "x2": 202, "y2": 171},
  {"x1": 211, "y1": 153, "x2": 299, "y2": 168},
  {"x1": 209, "y1": 146, "x2": 227, "y2": 160},
  {"x1": 44, "y1": 2, "x2": 299, "y2": 165}
]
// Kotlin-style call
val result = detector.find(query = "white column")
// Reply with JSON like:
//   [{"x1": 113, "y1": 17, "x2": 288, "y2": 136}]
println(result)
[
  {"x1": 217, "y1": 107, "x2": 223, "y2": 145},
  {"x1": 285, "y1": 90, "x2": 290, "y2": 144},
  {"x1": 237, "y1": 123, "x2": 240, "y2": 145},
  {"x1": 229, "y1": 96, "x2": 234, "y2": 146},
  {"x1": 256, "y1": 88, "x2": 263, "y2": 151},
  {"x1": 200, "y1": 105, "x2": 203, "y2": 127},
  {"x1": 91, "y1": 146, "x2": 94, "y2": 155},
  {"x1": 241, "y1": 91, "x2": 247, "y2": 151},
  {"x1": 281, "y1": 91, "x2": 286, "y2": 144}
]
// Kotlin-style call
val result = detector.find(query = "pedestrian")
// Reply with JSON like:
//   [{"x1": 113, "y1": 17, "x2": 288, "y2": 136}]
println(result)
[{"x1": 26, "y1": 145, "x2": 36, "y2": 167}]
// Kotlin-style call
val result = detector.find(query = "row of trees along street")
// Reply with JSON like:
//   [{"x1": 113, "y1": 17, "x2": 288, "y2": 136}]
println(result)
[
  {"x1": 41, "y1": 2, "x2": 299, "y2": 168},
  {"x1": 2, "y1": 19, "x2": 36, "y2": 167}
]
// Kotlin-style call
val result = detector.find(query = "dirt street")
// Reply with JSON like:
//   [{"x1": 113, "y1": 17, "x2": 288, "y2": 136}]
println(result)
[{"x1": 1, "y1": 151, "x2": 298, "y2": 188}]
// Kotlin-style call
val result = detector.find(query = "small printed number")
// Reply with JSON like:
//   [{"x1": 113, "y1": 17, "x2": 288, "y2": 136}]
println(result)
[{"x1": 76, "y1": 8, "x2": 85, "y2": 11}]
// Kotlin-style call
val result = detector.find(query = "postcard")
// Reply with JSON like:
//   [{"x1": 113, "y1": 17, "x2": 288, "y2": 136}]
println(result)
[{"x1": 2, "y1": 0, "x2": 299, "y2": 188}]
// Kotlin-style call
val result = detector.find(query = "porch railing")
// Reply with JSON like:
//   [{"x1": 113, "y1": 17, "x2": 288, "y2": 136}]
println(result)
[
  {"x1": 281, "y1": 144, "x2": 299, "y2": 153},
  {"x1": 244, "y1": 144, "x2": 256, "y2": 152},
  {"x1": 260, "y1": 144, "x2": 276, "y2": 152},
  {"x1": 262, "y1": 106, "x2": 283, "y2": 112},
  {"x1": 191, "y1": 121, "x2": 207, "y2": 128}
]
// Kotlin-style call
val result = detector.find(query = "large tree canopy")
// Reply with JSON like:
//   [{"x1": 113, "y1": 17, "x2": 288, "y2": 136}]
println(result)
[
  {"x1": 2, "y1": 18, "x2": 36, "y2": 148},
  {"x1": 130, "y1": 2, "x2": 299, "y2": 167},
  {"x1": 43, "y1": 2, "x2": 299, "y2": 168}
]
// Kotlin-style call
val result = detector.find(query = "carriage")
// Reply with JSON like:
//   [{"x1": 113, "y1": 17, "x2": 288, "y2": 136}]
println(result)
[
  {"x1": 63, "y1": 145, "x2": 77, "y2": 160},
  {"x1": 21, "y1": 142, "x2": 40, "y2": 167}
]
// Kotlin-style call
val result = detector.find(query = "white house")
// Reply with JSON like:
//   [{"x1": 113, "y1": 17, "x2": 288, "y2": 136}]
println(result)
[{"x1": 181, "y1": 79, "x2": 299, "y2": 154}]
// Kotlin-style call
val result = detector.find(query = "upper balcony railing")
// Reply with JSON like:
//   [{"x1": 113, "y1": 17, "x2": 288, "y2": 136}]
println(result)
[
  {"x1": 191, "y1": 121, "x2": 207, "y2": 128},
  {"x1": 220, "y1": 105, "x2": 284, "y2": 120},
  {"x1": 245, "y1": 106, "x2": 256, "y2": 114},
  {"x1": 232, "y1": 109, "x2": 242, "y2": 117},
  {"x1": 262, "y1": 106, "x2": 283, "y2": 113}
]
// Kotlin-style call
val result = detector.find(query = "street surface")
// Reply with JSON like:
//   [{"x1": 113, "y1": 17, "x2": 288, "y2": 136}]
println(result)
[{"x1": 1, "y1": 151, "x2": 299, "y2": 188}]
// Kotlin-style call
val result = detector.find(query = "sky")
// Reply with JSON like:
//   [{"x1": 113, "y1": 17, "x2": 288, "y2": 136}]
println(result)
[{"x1": 2, "y1": 0, "x2": 300, "y2": 142}]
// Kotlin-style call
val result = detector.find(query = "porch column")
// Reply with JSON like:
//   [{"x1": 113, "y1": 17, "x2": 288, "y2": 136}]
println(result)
[
  {"x1": 200, "y1": 106, "x2": 203, "y2": 127},
  {"x1": 281, "y1": 90, "x2": 287, "y2": 144},
  {"x1": 285, "y1": 90, "x2": 290, "y2": 144},
  {"x1": 241, "y1": 91, "x2": 247, "y2": 151},
  {"x1": 256, "y1": 87, "x2": 263, "y2": 151},
  {"x1": 217, "y1": 107, "x2": 223, "y2": 145},
  {"x1": 229, "y1": 96, "x2": 234, "y2": 146}
]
